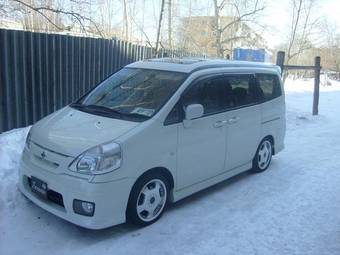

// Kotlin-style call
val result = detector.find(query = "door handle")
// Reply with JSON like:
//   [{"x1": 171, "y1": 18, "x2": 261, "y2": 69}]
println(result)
[
  {"x1": 227, "y1": 116, "x2": 240, "y2": 124},
  {"x1": 213, "y1": 120, "x2": 228, "y2": 128}
]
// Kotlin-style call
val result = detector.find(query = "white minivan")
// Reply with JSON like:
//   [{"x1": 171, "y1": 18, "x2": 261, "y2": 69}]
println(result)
[{"x1": 19, "y1": 58, "x2": 285, "y2": 229}]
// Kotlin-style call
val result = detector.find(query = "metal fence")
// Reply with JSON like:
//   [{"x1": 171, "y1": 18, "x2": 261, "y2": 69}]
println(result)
[{"x1": 0, "y1": 29, "x2": 202, "y2": 133}]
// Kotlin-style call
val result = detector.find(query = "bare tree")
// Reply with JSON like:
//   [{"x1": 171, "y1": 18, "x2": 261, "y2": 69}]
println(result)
[
  {"x1": 140, "y1": 0, "x2": 146, "y2": 43},
  {"x1": 96, "y1": 0, "x2": 121, "y2": 38},
  {"x1": 212, "y1": 0, "x2": 265, "y2": 58},
  {"x1": 322, "y1": 21, "x2": 340, "y2": 77},
  {"x1": 122, "y1": 0, "x2": 129, "y2": 40},
  {"x1": 155, "y1": 0, "x2": 165, "y2": 56},
  {"x1": 167, "y1": 0, "x2": 173, "y2": 51},
  {"x1": 130, "y1": 14, "x2": 154, "y2": 48},
  {"x1": 285, "y1": 0, "x2": 319, "y2": 65},
  {"x1": 286, "y1": 0, "x2": 302, "y2": 63},
  {"x1": 213, "y1": 0, "x2": 223, "y2": 57},
  {"x1": 6, "y1": 0, "x2": 103, "y2": 36}
]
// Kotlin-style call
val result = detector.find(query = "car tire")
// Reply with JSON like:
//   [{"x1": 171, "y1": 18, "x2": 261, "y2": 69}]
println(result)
[
  {"x1": 126, "y1": 173, "x2": 169, "y2": 227},
  {"x1": 251, "y1": 138, "x2": 273, "y2": 173}
]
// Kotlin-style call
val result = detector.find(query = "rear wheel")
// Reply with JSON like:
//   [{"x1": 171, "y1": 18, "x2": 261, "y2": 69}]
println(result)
[
  {"x1": 126, "y1": 174, "x2": 169, "y2": 226},
  {"x1": 252, "y1": 138, "x2": 273, "y2": 173}
]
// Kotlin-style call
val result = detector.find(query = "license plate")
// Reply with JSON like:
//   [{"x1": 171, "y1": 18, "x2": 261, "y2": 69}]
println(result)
[{"x1": 30, "y1": 176, "x2": 48, "y2": 198}]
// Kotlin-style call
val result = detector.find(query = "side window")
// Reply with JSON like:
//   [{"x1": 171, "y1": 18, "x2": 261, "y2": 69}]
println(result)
[
  {"x1": 182, "y1": 77, "x2": 229, "y2": 115},
  {"x1": 181, "y1": 74, "x2": 257, "y2": 116},
  {"x1": 228, "y1": 75, "x2": 258, "y2": 107},
  {"x1": 257, "y1": 74, "x2": 282, "y2": 102}
]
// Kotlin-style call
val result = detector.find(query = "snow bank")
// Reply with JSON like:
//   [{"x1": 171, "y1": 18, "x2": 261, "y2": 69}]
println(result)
[
  {"x1": 285, "y1": 76, "x2": 340, "y2": 94},
  {"x1": 0, "y1": 127, "x2": 30, "y2": 212}
]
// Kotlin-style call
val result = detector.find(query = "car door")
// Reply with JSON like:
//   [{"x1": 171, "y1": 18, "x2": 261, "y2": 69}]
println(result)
[
  {"x1": 224, "y1": 74, "x2": 261, "y2": 170},
  {"x1": 176, "y1": 76, "x2": 230, "y2": 189}
]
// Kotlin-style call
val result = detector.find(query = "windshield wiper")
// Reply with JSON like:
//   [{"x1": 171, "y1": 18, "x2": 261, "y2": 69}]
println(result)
[
  {"x1": 84, "y1": 104, "x2": 123, "y2": 116},
  {"x1": 70, "y1": 103, "x2": 150, "y2": 121},
  {"x1": 69, "y1": 102, "x2": 83, "y2": 108},
  {"x1": 120, "y1": 112, "x2": 150, "y2": 119},
  {"x1": 70, "y1": 103, "x2": 122, "y2": 117}
]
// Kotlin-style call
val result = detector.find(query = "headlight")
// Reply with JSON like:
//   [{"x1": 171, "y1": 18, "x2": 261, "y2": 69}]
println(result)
[{"x1": 69, "y1": 141, "x2": 122, "y2": 175}]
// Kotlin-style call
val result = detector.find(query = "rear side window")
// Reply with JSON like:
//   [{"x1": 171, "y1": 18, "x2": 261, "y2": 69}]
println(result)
[
  {"x1": 181, "y1": 74, "x2": 258, "y2": 116},
  {"x1": 228, "y1": 75, "x2": 258, "y2": 107},
  {"x1": 256, "y1": 74, "x2": 282, "y2": 102}
]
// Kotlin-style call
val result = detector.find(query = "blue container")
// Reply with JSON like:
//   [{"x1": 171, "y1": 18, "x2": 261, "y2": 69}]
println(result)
[{"x1": 233, "y1": 48, "x2": 271, "y2": 62}]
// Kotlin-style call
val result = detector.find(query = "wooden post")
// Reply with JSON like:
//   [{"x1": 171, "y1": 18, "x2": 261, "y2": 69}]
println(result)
[
  {"x1": 276, "y1": 51, "x2": 285, "y2": 75},
  {"x1": 313, "y1": 56, "x2": 321, "y2": 115}
]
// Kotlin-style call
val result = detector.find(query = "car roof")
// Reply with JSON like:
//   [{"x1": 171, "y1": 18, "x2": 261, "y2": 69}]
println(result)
[{"x1": 126, "y1": 58, "x2": 281, "y2": 74}]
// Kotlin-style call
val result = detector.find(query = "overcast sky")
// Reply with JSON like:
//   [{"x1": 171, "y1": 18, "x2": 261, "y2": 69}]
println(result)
[{"x1": 260, "y1": 0, "x2": 340, "y2": 47}]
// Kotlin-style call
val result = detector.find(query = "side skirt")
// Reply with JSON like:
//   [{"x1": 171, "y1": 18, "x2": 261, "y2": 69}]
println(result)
[{"x1": 171, "y1": 162, "x2": 252, "y2": 202}]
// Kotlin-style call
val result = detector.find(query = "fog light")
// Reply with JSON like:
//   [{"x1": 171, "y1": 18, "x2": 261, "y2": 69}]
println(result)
[{"x1": 73, "y1": 199, "x2": 95, "y2": 216}]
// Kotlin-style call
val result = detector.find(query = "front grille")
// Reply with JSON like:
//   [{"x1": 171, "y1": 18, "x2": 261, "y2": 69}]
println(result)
[{"x1": 27, "y1": 141, "x2": 72, "y2": 172}]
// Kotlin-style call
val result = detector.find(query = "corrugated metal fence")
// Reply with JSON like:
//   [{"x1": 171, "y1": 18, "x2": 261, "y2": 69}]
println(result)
[{"x1": 0, "y1": 29, "x2": 201, "y2": 133}]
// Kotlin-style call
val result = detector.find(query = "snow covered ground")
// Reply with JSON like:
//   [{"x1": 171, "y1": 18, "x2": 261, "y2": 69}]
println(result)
[{"x1": 1, "y1": 78, "x2": 340, "y2": 255}]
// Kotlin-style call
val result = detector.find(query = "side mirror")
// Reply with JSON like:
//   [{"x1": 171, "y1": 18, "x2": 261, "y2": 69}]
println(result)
[{"x1": 185, "y1": 104, "x2": 204, "y2": 120}]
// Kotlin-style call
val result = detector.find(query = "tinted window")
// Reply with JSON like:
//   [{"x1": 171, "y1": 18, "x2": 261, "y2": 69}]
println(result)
[
  {"x1": 228, "y1": 75, "x2": 258, "y2": 107},
  {"x1": 181, "y1": 74, "x2": 257, "y2": 116},
  {"x1": 257, "y1": 74, "x2": 282, "y2": 101},
  {"x1": 182, "y1": 77, "x2": 229, "y2": 115}
]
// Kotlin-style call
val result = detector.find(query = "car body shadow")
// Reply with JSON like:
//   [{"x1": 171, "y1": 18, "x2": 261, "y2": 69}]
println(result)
[{"x1": 70, "y1": 168, "x2": 256, "y2": 242}]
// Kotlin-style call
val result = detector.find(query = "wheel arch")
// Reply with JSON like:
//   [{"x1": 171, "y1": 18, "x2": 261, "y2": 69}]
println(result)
[
  {"x1": 138, "y1": 167, "x2": 175, "y2": 189},
  {"x1": 129, "y1": 167, "x2": 175, "y2": 201},
  {"x1": 261, "y1": 135, "x2": 275, "y2": 154}
]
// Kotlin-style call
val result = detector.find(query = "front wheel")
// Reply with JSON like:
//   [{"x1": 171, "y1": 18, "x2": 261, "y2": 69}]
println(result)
[
  {"x1": 126, "y1": 174, "x2": 169, "y2": 226},
  {"x1": 252, "y1": 138, "x2": 273, "y2": 173}
]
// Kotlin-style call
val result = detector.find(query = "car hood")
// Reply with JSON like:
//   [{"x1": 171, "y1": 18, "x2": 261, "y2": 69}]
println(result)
[{"x1": 30, "y1": 106, "x2": 139, "y2": 157}]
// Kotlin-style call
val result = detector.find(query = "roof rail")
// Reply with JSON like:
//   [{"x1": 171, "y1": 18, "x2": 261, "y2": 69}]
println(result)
[{"x1": 189, "y1": 62, "x2": 280, "y2": 74}]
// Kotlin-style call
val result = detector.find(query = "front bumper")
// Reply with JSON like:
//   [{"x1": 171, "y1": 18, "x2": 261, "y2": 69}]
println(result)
[{"x1": 19, "y1": 155, "x2": 135, "y2": 229}]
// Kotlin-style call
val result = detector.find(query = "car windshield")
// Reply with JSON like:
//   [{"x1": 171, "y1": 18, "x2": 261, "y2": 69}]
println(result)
[{"x1": 71, "y1": 68, "x2": 187, "y2": 121}]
